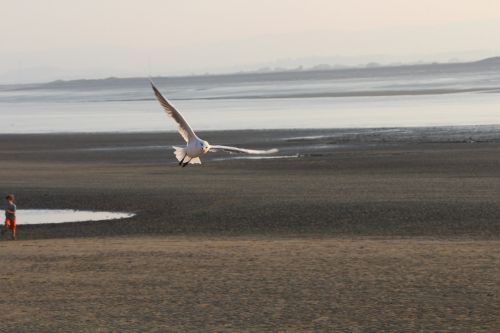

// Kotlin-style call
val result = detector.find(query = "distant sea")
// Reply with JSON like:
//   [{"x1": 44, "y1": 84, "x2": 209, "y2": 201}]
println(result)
[{"x1": 1, "y1": 59, "x2": 500, "y2": 134}]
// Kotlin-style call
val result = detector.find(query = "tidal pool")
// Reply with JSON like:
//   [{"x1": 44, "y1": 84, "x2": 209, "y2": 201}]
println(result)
[{"x1": 16, "y1": 209, "x2": 135, "y2": 225}]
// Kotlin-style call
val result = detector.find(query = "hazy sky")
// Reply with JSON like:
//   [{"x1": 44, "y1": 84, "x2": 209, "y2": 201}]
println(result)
[{"x1": 2, "y1": 0, "x2": 500, "y2": 82}]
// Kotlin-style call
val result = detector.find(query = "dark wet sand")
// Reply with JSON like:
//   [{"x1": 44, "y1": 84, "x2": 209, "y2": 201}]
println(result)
[
  {"x1": 0, "y1": 127, "x2": 499, "y2": 331},
  {"x1": 1, "y1": 127, "x2": 500, "y2": 239}
]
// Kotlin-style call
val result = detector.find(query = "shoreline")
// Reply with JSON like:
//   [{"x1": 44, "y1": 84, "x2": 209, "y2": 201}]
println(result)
[{"x1": 1, "y1": 123, "x2": 500, "y2": 136}]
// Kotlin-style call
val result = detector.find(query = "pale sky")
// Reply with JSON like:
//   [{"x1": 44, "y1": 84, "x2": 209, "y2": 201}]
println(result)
[{"x1": 2, "y1": 0, "x2": 500, "y2": 83}]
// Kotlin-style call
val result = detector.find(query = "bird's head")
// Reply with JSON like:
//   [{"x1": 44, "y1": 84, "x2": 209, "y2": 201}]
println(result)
[{"x1": 201, "y1": 140, "x2": 211, "y2": 154}]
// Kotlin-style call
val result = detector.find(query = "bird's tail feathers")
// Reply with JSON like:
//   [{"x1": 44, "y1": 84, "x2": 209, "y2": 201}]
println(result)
[
  {"x1": 173, "y1": 146, "x2": 186, "y2": 162},
  {"x1": 172, "y1": 147, "x2": 202, "y2": 165}
]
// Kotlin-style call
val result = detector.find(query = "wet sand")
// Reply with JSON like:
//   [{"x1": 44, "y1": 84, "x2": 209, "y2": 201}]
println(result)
[
  {"x1": 0, "y1": 127, "x2": 499, "y2": 331},
  {"x1": 1, "y1": 127, "x2": 500, "y2": 239}
]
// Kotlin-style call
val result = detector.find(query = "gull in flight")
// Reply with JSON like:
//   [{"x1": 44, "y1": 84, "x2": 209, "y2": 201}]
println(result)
[{"x1": 151, "y1": 82, "x2": 278, "y2": 167}]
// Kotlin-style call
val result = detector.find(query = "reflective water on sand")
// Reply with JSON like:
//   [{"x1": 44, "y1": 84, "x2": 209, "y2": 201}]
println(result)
[
  {"x1": 1, "y1": 93, "x2": 500, "y2": 133},
  {"x1": 16, "y1": 210, "x2": 134, "y2": 225},
  {"x1": 1, "y1": 64, "x2": 500, "y2": 133}
]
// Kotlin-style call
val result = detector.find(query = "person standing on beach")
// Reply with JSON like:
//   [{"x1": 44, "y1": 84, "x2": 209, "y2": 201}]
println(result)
[{"x1": 2, "y1": 194, "x2": 17, "y2": 240}]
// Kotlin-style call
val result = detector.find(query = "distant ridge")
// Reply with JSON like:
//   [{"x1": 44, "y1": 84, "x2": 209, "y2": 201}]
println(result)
[
  {"x1": 47, "y1": 56, "x2": 500, "y2": 85},
  {"x1": 2, "y1": 56, "x2": 500, "y2": 88},
  {"x1": 475, "y1": 56, "x2": 500, "y2": 64}
]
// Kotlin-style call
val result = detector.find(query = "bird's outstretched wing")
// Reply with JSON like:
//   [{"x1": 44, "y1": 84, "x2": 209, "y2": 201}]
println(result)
[
  {"x1": 210, "y1": 145, "x2": 278, "y2": 154},
  {"x1": 151, "y1": 81, "x2": 196, "y2": 143}
]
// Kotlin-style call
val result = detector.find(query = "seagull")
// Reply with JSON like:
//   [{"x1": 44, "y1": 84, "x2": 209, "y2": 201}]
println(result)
[{"x1": 151, "y1": 82, "x2": 278, "y2": 167}]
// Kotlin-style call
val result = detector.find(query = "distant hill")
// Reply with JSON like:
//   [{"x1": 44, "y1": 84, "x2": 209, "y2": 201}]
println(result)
[
  {"x1": 475, "y1": 56, "x2": 500, "y2": 64},
  {"x1": 2, "y1": 55, "x2": 500, "y2": 89}
]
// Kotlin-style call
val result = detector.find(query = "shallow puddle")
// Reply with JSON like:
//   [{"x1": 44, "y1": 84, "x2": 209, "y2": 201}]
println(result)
[{"x1": 16, "y1": 210, "x2": 134, "y2": 225}]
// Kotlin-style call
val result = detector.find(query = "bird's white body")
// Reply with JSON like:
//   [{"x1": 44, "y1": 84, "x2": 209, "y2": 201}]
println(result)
[
  {"x1": 151, "y1": 81, "x2": 277, "y2": 166},
  {"x1": 186, "y1": 138, "x2": 210, "y2": 158},
  {"x1": 172, "y1": 138, "x2": 211, "y2": 165}
]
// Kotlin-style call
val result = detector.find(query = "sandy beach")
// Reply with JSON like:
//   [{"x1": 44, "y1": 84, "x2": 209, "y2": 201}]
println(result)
[
  {"x1": 3, "y1": 0, "x2": 500, "y2": 331},
  {"x1": 0, "y1": 127, "x2": 499, "y2": 331},
  {"x1": 1, "y1": 237, "x2": 498, "y2": 332}
]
